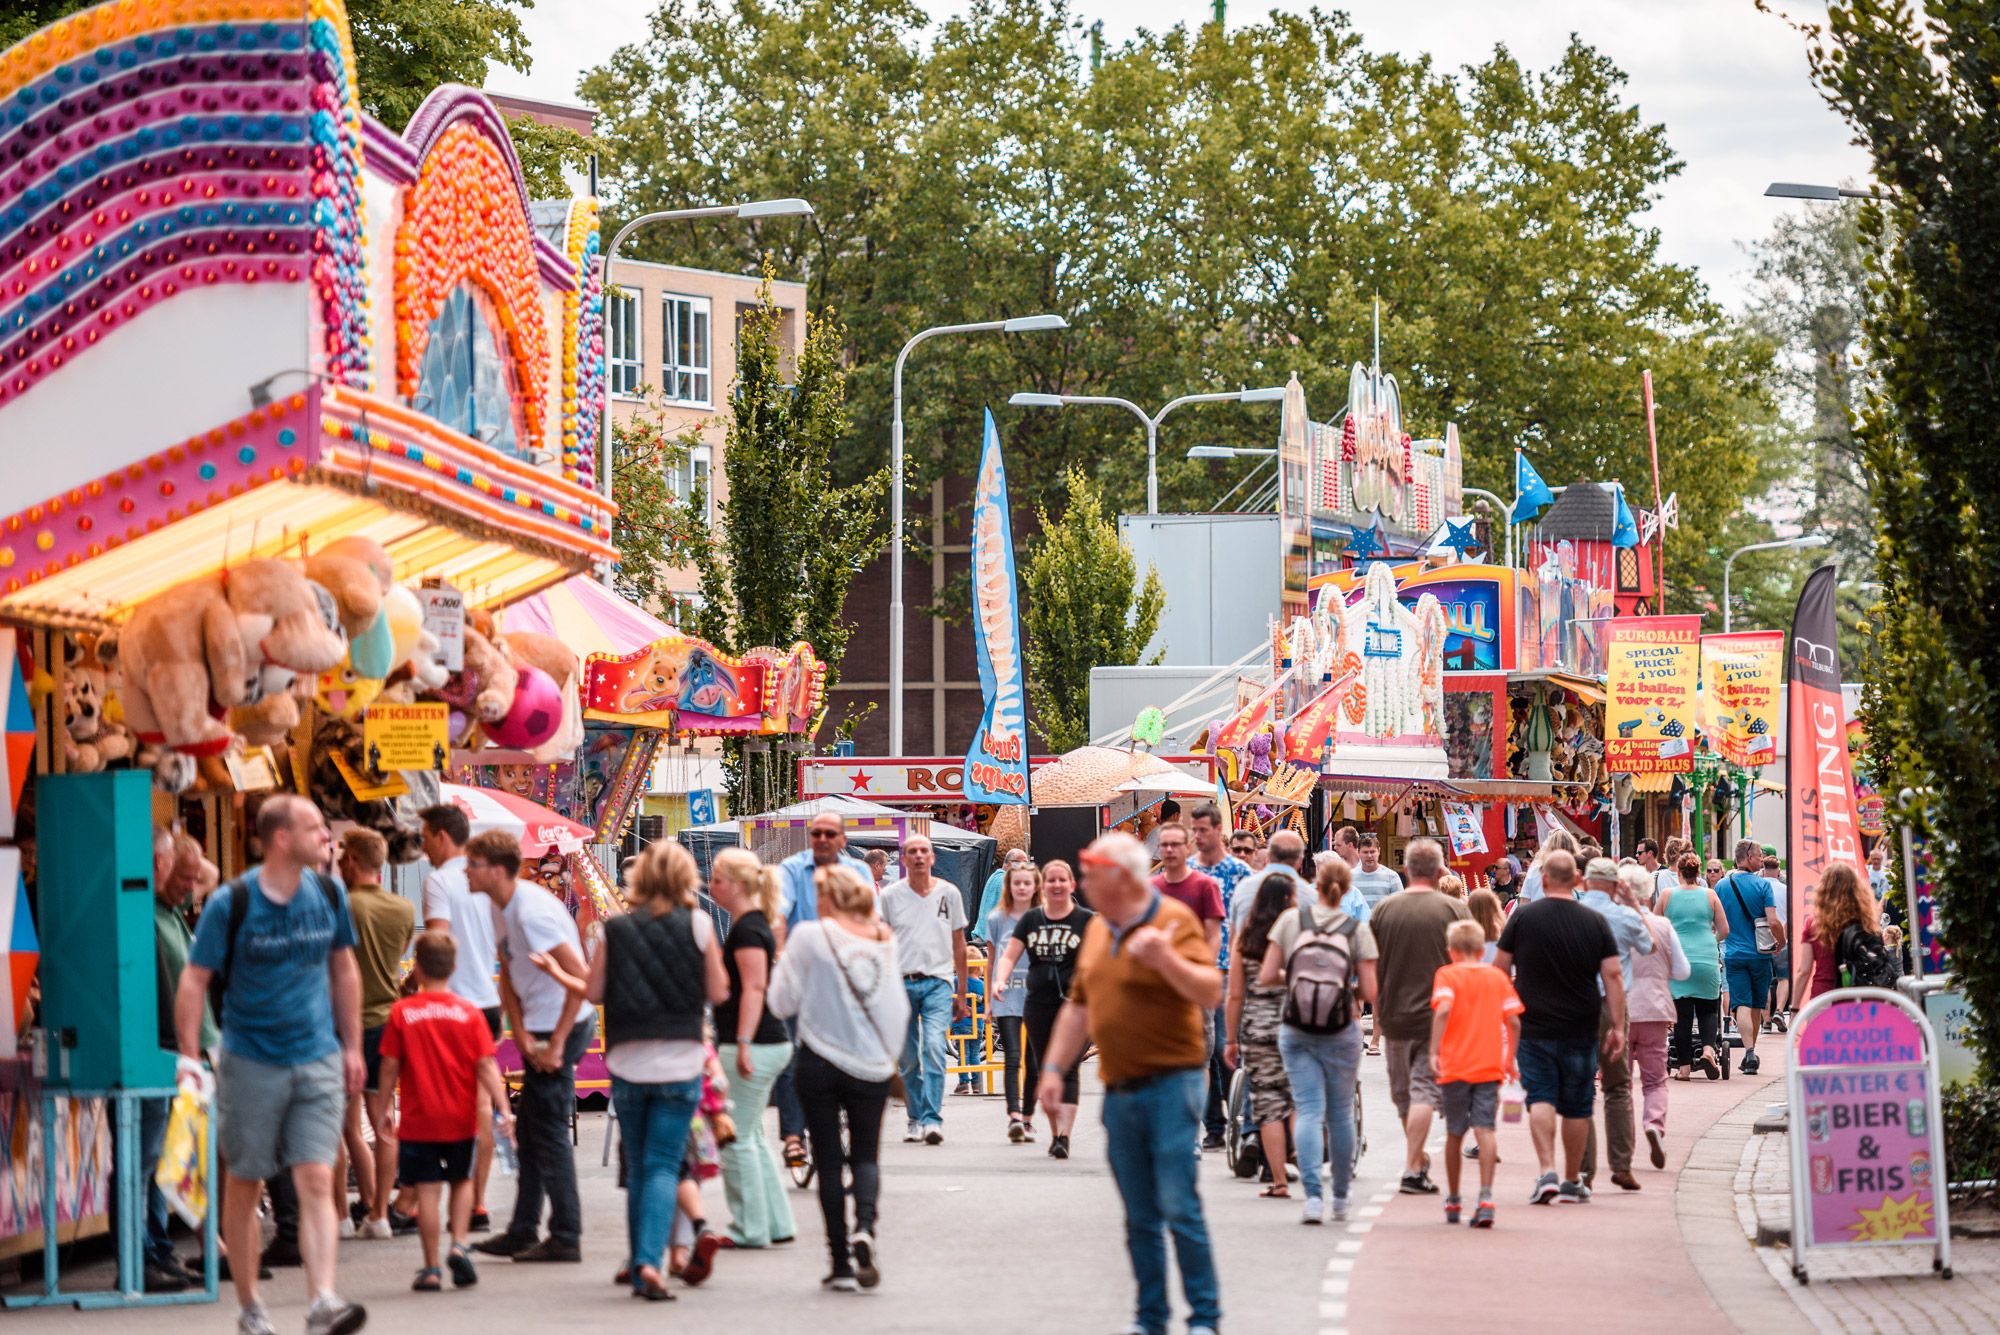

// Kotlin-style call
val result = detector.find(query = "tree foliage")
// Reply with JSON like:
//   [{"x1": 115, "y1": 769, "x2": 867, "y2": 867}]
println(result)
[
  {"x1": 344, "y1": 0, "x2": 533, "y2": 131},
  {"x1": 1807, "y1": 0, "x2": 2000, "y2": 1070},
  {"x1": 676, "y1": 273, "x2": 889, "y2": 808},
  {"x1": 583, "y1": 0, "x2": 1777, "y2": 593},
  {"x1": 1742, "y1": 203, "x2": 1878, "y2": 658},
  {"x1": 608, "y1": 393, "x2": 708, "y2": 623},
  {"x1": 1022, "y1": 469, "x2": 1165, "y2": 752}
]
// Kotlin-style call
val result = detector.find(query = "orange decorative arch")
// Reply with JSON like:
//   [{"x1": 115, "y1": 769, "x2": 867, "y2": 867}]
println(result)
[{"x1": 393, "y1": 121, "x2": 550, "y2": 453}]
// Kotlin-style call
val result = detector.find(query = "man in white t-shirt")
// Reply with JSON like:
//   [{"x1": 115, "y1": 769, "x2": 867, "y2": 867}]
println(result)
[
  {"x1": 1635, "y1": 840, "x2": 1676, "y2": 901},
  {"x1": 464, "y1": 830, "x2": 595, "y2": 1263},
  {"x1": 419, "y1": 803, "x2": 502, "y2": 1231},
  {"x1": 878, "y1": 834, "x2": 968, "y2": 1145}
]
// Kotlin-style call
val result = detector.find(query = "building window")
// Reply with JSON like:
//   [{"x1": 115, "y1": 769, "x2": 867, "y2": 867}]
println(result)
[
  {"x1": 663, "y1": 294, "x2": 711, "y2": 406},
  {"x1": 416, "y1": 281, "x2": 521, "y2": 457},
  {"x1": 607, "y1": 286, "x2": 642, "y2": 397}
]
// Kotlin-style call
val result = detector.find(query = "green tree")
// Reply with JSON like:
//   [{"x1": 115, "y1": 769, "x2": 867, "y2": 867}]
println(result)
[
  {"x1": 1743, "y1": 202, "x2": 1878, "y2": 658},
  {"x1": 676, "y1": 274, "x2": 889, "y2": 808},
  {"x1": 0, "y1": 1, "x2": 88, "y2": 49},
  {"x1": 584, "y1": 2, "x2": 1777, "y2": 572},
  {"x1": 1022, "y1": 468, "x2": 1165, "y2": 752},
  {"x1": 608, "y1": 392, "x2": 708, "y2": 623},
  {"x1": 1807, "y1": 0, "x2": 2000, "y2": 1069},
  {"x1": 345, "y1": 0, "x2": 533, "y2": 131}
]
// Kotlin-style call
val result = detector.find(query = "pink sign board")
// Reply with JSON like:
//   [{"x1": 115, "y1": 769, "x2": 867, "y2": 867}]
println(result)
[{"x1": 1795, "y1": 998, "x2": 1939, "y2": 1246}]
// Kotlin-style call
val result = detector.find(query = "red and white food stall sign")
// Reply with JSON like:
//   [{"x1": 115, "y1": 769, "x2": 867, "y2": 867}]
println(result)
[{"x1": 799, "y1": 757, "x2": 1060, "y2": 802}]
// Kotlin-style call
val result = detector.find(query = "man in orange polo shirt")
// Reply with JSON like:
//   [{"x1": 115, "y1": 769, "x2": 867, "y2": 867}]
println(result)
[{"x1": 1037, "y1": 832, "x2": 1223, "y2": 1335}]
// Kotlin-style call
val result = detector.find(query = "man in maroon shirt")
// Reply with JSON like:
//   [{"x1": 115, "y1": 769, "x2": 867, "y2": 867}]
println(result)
[{"x1": 1152, "y1": 822, "x2": 1223, "y2": 954}]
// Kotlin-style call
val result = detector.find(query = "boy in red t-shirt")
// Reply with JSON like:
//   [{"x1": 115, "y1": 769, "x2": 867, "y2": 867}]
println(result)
[
  {"x1": 1430, "y1": 920, "x2": 1523, "y2": 1228},
  {"x1": 379, "y1": 932, "x2": 513, "y2": 1291}
]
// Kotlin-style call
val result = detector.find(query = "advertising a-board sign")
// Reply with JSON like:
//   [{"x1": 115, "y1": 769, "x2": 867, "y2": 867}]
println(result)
[{"x1": 1787, "y1": 991, "x2": 1952, "y2": 1282}]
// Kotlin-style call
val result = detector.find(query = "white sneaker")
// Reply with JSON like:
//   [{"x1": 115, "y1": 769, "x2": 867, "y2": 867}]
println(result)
[
  {"x1": 903, "y1": 1121, "x2": 922, "y2": 1143},
  {"x1": 338, "y1": 1217, "x2": 356, "y2": 1240},
  {"x1": 1301, "y1": 1196, "x2": 1324, "y2": 1225},
  {"x1": 359, "y1": 1217, "x2": 393, "y2": 1240},
  {"x1": 238, "y1": 1303, "x2": 276, "y2": 1335},
  {"x1": 304, "y1": 1294, "x2": 367, "y2": 1335},
  {"x1": 1330, "y1": 1195, "x2": 1350, "y2": 1222}
]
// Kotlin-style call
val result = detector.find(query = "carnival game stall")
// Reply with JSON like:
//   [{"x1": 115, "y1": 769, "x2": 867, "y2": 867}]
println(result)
[{"x1": 0, "y1": 0, "x2": 625, "y2": 1300}]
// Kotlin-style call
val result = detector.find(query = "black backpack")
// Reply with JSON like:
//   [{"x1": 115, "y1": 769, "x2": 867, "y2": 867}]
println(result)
[
  {"x1": 1836, "y1": 922, "x2": 1899, "y2": 990},
  {"x1": 1280, "y1": 906, "x2": 1361, "y2": 1034},
  {"x1": 206, "y1": 870, "x2": 343, "y2": 1018}
]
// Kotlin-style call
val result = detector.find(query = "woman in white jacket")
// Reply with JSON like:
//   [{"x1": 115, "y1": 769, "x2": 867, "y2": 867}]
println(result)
[{"x1": 767, "y1": 863, "x2": 910, "y2": 1293}]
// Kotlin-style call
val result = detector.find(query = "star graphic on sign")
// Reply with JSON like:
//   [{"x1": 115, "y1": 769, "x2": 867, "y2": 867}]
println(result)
[
  {"x1": 1342, "y1": 527, "x2": 1383, "y2": 562},
  {"x1": 1845, "y1": 1191, "x2": 1935, "y2": 1243},
  {"x1": 1438, "y1": 517, "x2": 1483, "y2": 556},
  {"x1": 849, "y1": 773, "x2": 873, "y2": 793}
]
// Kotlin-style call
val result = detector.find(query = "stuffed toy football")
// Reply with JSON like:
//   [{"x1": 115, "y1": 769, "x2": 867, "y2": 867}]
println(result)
[{"x1": 485, "y1": 664, "x2": 562, "y2": 750}]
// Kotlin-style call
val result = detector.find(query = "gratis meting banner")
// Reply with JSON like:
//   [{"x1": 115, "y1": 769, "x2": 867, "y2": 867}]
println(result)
[{"x1": 964, "y1": 410, "x2": 1030, "y2": 804}]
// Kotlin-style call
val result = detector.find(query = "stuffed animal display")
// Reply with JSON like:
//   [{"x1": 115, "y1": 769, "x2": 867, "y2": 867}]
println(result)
[
  {"x1": 306, "y1": 717, "x2": 424, "y2": 863},
  {"x1": 115, "y1": 559, "x2": 349, "y2": 791},
  {"x1": 62, "y1": 638, "x2": 134, "y2": 772}
]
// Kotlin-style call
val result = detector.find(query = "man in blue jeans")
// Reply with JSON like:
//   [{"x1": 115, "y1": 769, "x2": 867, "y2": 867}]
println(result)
[
  {"x1": 879, "y1": 834, "x2": 969, "y2": 1144},
  {"x1": 1716, "y1": 838, "x2": 1784, "y2": 1074},
  {"x1": 1492, "y1": 850, "x2": 1624, "y2": 1206},
  {"x1": 1039, "y1": 832, "x2": 1223, "y2": 1335}
]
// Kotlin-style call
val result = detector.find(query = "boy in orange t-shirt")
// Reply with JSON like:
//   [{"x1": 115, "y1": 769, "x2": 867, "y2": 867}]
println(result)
[{"x1": 1430, "y1": 920, "x2": 1523, "y2": 1227}]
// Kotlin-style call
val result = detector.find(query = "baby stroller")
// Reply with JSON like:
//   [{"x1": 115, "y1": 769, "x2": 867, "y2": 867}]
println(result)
[{"x1": 1223, "y1": 1066, "x2": 1366, "y2": 1180}]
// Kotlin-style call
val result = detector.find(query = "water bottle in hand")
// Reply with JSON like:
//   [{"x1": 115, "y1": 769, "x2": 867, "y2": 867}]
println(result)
[{"x1": 492, "y1": 1110, "x2": 519, "y2": 1176}]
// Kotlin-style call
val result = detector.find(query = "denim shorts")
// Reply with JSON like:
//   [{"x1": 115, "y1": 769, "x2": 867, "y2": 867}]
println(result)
[
  {"x1": 1725, "y1": 956, "x2": 1775, "y2": 1011},
  {"x1": 1516, "y1": 1036, "x2": 1597, "y2": 1121}
]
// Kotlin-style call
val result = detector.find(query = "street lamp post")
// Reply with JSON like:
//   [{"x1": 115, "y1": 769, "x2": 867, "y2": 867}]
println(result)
[
  {"x1": 1009, "y1": 386, "x2": 1287, "y2": 515},
  {"x1": 598, "y1": 198, "x2": 814, "y2": 560},
  {"x1": 1460, "y1": 487, "x2": 1514, "y2": 569},
  {"x1": 1764, "y1": 182, "x2": 1887, "y2": 201},
  {"x1": 1185, "y1": 445, "x2": 1277, "y2": 511},
  {"x1": 888, "y1": 315, "x2": 1068, "y2": 758},
  {"x1": 1722, "y1": 534, "x2": 1832, "y2": 631}
]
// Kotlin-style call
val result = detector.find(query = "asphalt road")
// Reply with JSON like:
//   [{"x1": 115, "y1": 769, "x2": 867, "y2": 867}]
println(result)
[{"x1": 4, "y1": 1052, "x2": 1411, "y2": 1335}]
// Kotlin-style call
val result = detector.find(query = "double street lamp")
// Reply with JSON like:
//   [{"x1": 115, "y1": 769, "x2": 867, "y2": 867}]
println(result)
[
  {"x1": 597, "y1": 198, "x2": 816, "y2": 539},
  {"x1": 1010, "y1": 387, "x2": 1288, "y2": 515},
  {"x1": 888, "y1": 316, "x2": 1069, "y2": 758},
  {"x1": 1723, "y1": 534, "x2": 1831, "y2": 631}
]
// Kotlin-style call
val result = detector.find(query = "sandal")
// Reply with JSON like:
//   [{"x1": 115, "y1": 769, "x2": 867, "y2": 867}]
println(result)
[
  {"x1": 1260, "y1": 1183, "x2": 1291, "y2": 1198},
  {"x1": 412, "y1": 1266, "x2": 442, "y2": 1292},
  {"x1": 782, "y1": 1136, "x2": 808, "y2": 1168},
  {"x1": 632, "y1": 1265, "x2": 675, "y2": 1302}
]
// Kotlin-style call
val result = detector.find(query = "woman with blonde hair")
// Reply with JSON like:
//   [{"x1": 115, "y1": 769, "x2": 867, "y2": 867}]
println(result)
[
  {"x1": 1520, "y1": 828, "x2": 1580, "y2": 902},
  {"x1": 534, "y1": 840, "x2": 729, "y2": 1300},
  {"x1": 1794, "y1": 863, "x2": 1882, "y2": 1003},
  {"x1": 984, "y1": 862, "x2": 1041, "y2": 1142},
  {"x1": 768, "y1": 863, "x2": 908, "y2": 1291},
  {"x1": 707, "y1": 848, "x2": 797, "y2": 1250},
  {"x1": 1465, "y1": 889, "x2": 1504, "y2": 964}
]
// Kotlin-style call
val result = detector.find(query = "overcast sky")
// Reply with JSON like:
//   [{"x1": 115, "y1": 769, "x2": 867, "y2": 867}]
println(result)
[{"x1": 485, "y1": 0, "x2": 1874, "y2": 309}]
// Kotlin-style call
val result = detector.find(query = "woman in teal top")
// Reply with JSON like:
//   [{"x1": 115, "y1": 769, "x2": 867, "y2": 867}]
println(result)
[{"x1": 1659, "y1": 852, "x2": 1729, "y2": 1080}]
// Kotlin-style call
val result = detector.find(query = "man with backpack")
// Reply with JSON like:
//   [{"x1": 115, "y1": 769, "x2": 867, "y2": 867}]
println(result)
[
  {"x1": 175, "y1": 795, "x2": 369, "y2": 1335},
  {"x1": 1368, "y1": 839, "x2": 1470, "y2": 1195},
  {"x1": 1262, "y1": 856, "x2": 1379, "y2": 1225},
  {"x1": 1716, "y1": 839, "x2": 1784, "y2": 1075}
]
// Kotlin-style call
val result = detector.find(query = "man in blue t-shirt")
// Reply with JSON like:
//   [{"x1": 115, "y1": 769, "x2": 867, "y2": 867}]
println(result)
[
  {"x1": 178, "y1": 795, "x2": 367, "y2": 1335},
  {"x1": 1715, "y1": 837, "x2": 1784, "y2": 1075}
]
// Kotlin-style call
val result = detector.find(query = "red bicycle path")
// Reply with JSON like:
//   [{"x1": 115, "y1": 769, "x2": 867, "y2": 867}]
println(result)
[{"x1": 1343, "y1": 1043, "x2": 1787, "y2": 1333}]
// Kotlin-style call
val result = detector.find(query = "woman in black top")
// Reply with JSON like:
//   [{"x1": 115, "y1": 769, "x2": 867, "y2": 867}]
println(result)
[
  {"x1": 708, "y1": 849, "x2": 797, "y2": 1249},
  {"x1": 990, "y1": 859, "x2": 1095, "y2": 1158}
]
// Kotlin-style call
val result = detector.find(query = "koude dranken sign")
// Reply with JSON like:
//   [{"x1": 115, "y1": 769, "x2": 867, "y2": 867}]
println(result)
[{"x1": 1787, "y1": 991, "x2": 1952, "y2": 1282}]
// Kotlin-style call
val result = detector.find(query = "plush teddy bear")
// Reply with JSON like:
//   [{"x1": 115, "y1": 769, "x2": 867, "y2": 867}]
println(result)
[
  {"x1": 61, "y1": 637, "x2": 135, "y2": 773},
  {"x1": 431, "y1": 626, "x2": 517, "y2": 748},
  {"x1": 303, "y1": 536, "x2": 395, "y2": 678},
  {"x1": 495, "y1": 628, "x2": 583, "y2": 761},
  {"x1": 376, "y1": 627, "x2": 451, "y2": 707},
  {"x1": 115, "y1": 559, "x2": 348, "y2": 791}
]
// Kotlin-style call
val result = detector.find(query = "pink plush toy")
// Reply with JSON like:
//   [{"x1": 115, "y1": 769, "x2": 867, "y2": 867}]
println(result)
[{"x1": 486, "y1": 665, "x2": 562, "y2": 750}]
